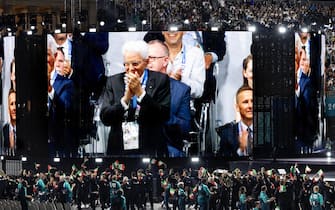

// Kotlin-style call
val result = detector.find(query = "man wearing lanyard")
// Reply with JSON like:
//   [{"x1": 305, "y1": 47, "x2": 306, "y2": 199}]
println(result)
[
  {"x1": 216, "y1": 85, "x2": 253, "y2": 157},
  {"x1": 163, "y1": 31, "x2": 205, "y2": 99},
  {"x1": 100, "y1": 40, "x2": 170, "y2": 157}
]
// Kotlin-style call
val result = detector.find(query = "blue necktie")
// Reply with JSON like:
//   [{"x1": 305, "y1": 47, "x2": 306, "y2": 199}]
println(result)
[{"x1": 247, "y1": 127, "x2": 253, "y2": 156}]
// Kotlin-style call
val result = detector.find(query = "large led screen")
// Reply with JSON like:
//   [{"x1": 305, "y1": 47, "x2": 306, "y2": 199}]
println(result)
[
  {"x1": 45, "y1": 31, "x2": 252, "y2": 158},
  {"x1": 2, "y1": 36, "x2": 16, "y2": 156},
  {"x1": 294, "y1": 32, "x2": 325, "y2": 154}
]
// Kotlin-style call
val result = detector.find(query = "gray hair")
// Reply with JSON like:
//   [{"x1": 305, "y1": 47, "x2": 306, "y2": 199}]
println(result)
[
  {"x1": 47, "y1": 34, "x2": 57, "y2": 55},
  {"x1": 122, "y1": 40, "x2": 148, "y2": 59},
  {"x1": 148, "y1": 39, "x2": 169, "y2": 56}
]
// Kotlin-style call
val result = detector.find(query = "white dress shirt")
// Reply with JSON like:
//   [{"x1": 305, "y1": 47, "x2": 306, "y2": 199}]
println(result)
[{"x1": 166, "y1": 44, "x2": 206, "y2": 98}]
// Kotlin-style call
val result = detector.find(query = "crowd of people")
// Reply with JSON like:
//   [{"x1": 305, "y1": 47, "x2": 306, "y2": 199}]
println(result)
[
  {"x1": 107, "y1": 0, "x2": 335, "y2": 31},
  {"x1": 0, "y1": 159, "x2": 332, "y2": 210}
]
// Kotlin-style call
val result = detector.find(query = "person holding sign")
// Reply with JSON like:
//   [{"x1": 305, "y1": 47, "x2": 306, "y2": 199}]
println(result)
[{"x1": 100, "y1": 40, "x2": 170, "y2": 157}]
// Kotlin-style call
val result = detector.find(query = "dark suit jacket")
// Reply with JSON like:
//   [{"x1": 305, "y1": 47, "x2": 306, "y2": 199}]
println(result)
[
  {"x1": 216, "y1": 121, "x2": 239, "y2": 157},
  {"x1": 295, "y1": 72, "x2": 317, "y2": 145},
  {"x1": 3, "y1": 123, "x2": 23, "y2": 155},
  {"x1": 165, "y1": 78, "x2": 191, "y2": 149},
  {"x1": 49, "y1": 74, "x2": 75, "y2": 155},
  {"x1": 100, "y1": 70, "x2": 170, "y2": 156}
]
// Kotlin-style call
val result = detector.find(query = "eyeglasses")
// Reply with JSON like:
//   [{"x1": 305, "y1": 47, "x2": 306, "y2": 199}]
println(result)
[
  {"x1": 148, "y1": 56, "x2": 167, "y2": 61},
  {"x1": 123, "y1": 60, "x2": 144, "y2": 68}
]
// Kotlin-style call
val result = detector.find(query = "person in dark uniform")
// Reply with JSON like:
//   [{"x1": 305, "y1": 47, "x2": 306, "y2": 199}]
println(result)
[
  {"x1": 299, "y1": 183, "x2": 311, "y2": 210},
  {"x1": 121, "y1": 176, "x2": 132, "y2": 210},
  {"x1": 137, "y1": 170, "x2": 146, "y2": 209},
  {"x1": 75, "y1": 174, "x2": 86, "y2": 210},
  {"x1": 130, "y1": 171, "x2": 141, "y2": 210},
  {"x1": 143, "y1": 169, "x2": 154, "y2": 209},
  {"x1": 89, "y1": 172, "x2": 99, "y2": 210},
  {"x1": 99, "y1": 173, "x2": 110, "y2": 210},
  {"x1": 18, "y1": 180, "x2": 30, "y2": 210},
  {"x1": 57, "y1": 175, "x2": 66, "y2": 204}
]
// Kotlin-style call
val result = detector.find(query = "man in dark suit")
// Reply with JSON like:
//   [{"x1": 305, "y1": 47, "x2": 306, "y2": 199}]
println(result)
[
  {"x1": 3, "y1": 89, "x2": 22, "y2": 156},
  {"x1": 295, "y1": 47, "x2": 317, "y2": 153},
  {"x1": 216, "y1": 85, "x2": 253, "y2": 157},
  {"x1": 48, "y1": 47, "x2": 75, "y2": 157},
  {"x1": 147, "y1": 39, "x2": 191, "y2": 157},
  {"x1": 100, "y1": 40, "x2": 170, "y2": 157}
]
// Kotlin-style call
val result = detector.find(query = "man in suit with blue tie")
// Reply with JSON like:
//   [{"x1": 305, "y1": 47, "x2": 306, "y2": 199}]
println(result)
[
  {"x1": 48, "y1": 39, "x2": 75, "y2": 157},
  {"x1": 295, "y1": 46, "x2": 317, "y2": 153},
  {"x1": 147, "y1": 39, "x2": 191, "y2": 157},
  {"x1": 100, "y1": 40, "x2": 170, "y2": 157},
  {"x1": 216, "y1": 85, "x2": 253, "y2": 157}
]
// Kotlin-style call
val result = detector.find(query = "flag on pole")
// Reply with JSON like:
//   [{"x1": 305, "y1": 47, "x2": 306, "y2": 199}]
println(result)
[
  {"x1": 111, "y1": 160, "x2": 120, "y2": 170},
  {"x1": 161, "y1": 179, "x2": 167, "y2": 188},
  {"x1": 150, "y1": 159, "x2": 157, "y2": 165},
  {"x1": 290, "y1": 165, "x2": 296, "y2": 175},
  {"x1": 248, "y1": 169, "x2": 257, "y2": 176},
  {"x1": 198, "y1": 167, "x2": 208, "y2": 178},
  {"x1": 316, "y1": 169, "x2": 324, "y2": 177},
  {"x1": 76, "y1": 170, "x2": 83, "y2": 177},
  {"x1": 118, "y1": 164, "x2": 125, "y2": 171},
  {"x1": 279, "y1": 184, "x2": 287, "y2": 192},
  {"x1": 47, "y1": 165, "x2": 56, "y2": 172},
  {"x1": 266, "y1": 169, "x2": 273, "y2": 176},
  {"x1": 305, "y1": 165, "x2": 311, "y2": 174},
  {"x1": 169, "y1": 188, "x2": 175, "y2": 196}
]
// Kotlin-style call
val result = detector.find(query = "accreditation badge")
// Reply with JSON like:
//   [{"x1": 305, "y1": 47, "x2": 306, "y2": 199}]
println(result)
[{"x1": 122, "y1": 121, "x2": 139, "y2": 150}]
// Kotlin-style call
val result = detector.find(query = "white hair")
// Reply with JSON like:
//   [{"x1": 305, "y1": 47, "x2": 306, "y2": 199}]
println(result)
[
  {"x1": 122, "y1": 40, "x2": 148, "y2": 59},
  {"x1": 47, "y1": 34, "x2": 57, "y2": 55}
]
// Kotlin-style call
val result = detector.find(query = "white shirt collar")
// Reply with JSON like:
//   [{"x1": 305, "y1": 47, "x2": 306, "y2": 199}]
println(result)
[{"x1": 239, "y1": 121, "x2": 253, "y2": 132}]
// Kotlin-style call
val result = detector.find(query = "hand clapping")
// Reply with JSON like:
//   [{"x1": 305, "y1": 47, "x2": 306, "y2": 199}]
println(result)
[{"x1": 123, "y1": 71, "x2": 144, "y2": 103}]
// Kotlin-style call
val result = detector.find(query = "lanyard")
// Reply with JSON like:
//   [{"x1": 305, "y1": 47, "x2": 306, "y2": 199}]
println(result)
[
  {"x1": 181, "y1": 45, "x2": 186, "y2": 71},
  {"x1": 132, "y1": 69, "x2": 149, "y2": 119}
]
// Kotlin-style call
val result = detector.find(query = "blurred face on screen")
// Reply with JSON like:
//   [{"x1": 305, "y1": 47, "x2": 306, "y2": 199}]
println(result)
[
  {"x1": 147, "y1": 42, "x2": 169, "y2": 73},
  {"x1": 163, "y1": 31, "x2": 184, "y2": 46},
  {"x1": 47, "y1": 49, "x2": 55, "y2": 75},
  {"x1": 10, "y1": 60, "x2": 16, "y2": 90},
  {"x1": 54, "y1": 33, "x2": 67, "y2": 46},
  {"x1": 236, "y1": 89, "x2": 253, "y2": 125},
  {"x1": 8, "y1": 91, "x2": 16, "y2": 123},
  {"x1": 243, "y1": 59, "x2": 253, "y2": 88},
  {"x1": 299, "y1": 48, "x2": 310, "y2": 75},
  {"x1": 54, "y1": 49, "x2": 65, "y2": 76},
  {"x1": 123, "y1": 52, "x2": 147, "y2": 76}
]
